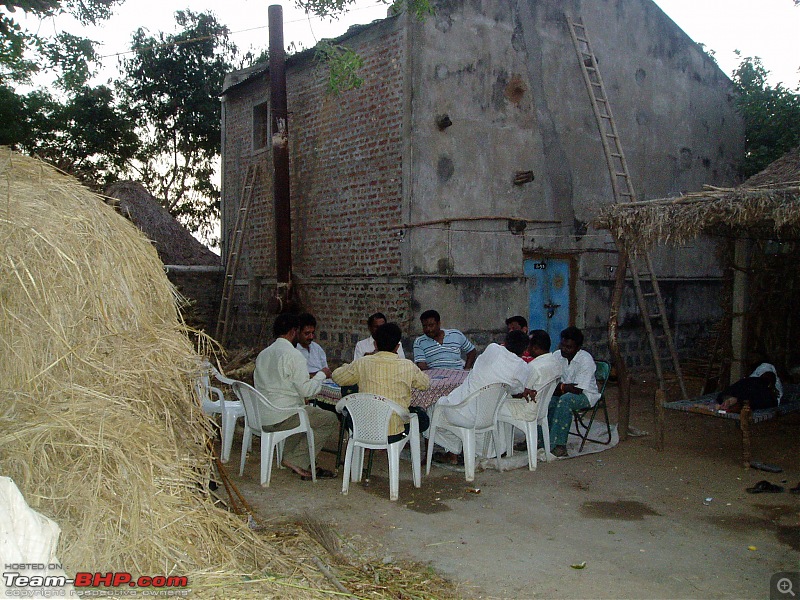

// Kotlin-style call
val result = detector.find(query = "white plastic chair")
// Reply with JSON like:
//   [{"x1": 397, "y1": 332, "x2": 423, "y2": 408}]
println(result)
[
  {"x1": 335, "y1": 393, "x2": 421, "y2": 502},
  {"x1": 230, "y1": 380, "x2": 316, "y2": 487},
  {"x1": 195, "y1": 363, "x2": 245, "y2": 463},
  {"x1": 497, "y1": 377, "x2": 560, "y2": 471},
  {"x1": 425, "y1": 383, "x2": 509, "y2": 482}
]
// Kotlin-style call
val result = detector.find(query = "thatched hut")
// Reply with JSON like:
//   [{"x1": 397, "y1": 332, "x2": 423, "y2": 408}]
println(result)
[{"x1": 596, "y1": 146, "x2": 800, "y2": 437}]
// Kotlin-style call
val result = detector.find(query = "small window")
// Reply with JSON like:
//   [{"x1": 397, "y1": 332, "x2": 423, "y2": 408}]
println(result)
[{"x1": 253, "y1": 100, "x2": 269, "y2": 151}]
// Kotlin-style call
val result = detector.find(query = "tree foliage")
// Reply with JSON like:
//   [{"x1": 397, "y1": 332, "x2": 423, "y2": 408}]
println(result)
[
  {"x1": 116, "y1": 10, "x2": 236, "y2": 243},
  {"x1": 731, "y1": 54, "x2": 800, "y2": 177}
]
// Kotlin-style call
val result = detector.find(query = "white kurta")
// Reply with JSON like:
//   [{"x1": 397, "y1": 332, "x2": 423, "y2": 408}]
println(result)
[
  {"x1": 353, "y1": 336, "x2": 405, "y2": 360},
  {"x1": 296, "y1": 341, "x2": 328, "y2": 374},
  {"x1": 429, "y1": 344, "x2": 530, "y2": 456},
  {"x1": 553, "y1": 348, "x2": 601, "y2": 406},
  {"x1": 501, "y1": 352, "x2": 562, "y2": 421}
]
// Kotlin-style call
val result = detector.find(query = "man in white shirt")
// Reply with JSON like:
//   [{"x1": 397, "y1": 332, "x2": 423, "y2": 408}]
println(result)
[
  {"x1": 353, "y1": 312, "x2": 405, "y2": 360},
  {"x1": 499, "y1": 329, "x2": 562, "y2": 423},
  {"x1": 254, "y1": 313, "x2": 338, "y2": 479},
  {"x1": 548, "y1": 326, "x2": 600, "y2": 457},
  {"x1": 296, "y1": 312, "x2": 332, "y2": 378},
  {"x1": 427, "y1": 330, "x2": 535, "y2": 464}
]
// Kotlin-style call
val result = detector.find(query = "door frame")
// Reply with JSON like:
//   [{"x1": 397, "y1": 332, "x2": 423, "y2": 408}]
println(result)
[{"x1": 523, "y1": 251, "x2": 578, "y2": 330}]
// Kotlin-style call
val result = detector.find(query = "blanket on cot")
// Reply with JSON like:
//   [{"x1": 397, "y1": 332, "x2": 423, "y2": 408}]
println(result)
[{"x1": 663, "y1": 385, "x2": 800, "y2": 424}]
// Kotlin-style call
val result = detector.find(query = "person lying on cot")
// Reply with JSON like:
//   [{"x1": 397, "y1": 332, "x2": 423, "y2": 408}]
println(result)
[{"x1": 715, "y1": 364, "x2": 781, "y2": 413}]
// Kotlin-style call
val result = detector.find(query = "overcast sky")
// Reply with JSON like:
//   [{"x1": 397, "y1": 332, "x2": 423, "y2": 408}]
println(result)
[{"x1": 25, "y1": 0, "x2": 800, "y2": 87}]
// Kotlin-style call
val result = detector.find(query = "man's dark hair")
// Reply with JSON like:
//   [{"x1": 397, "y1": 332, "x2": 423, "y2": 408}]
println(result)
[
  {"x1": 560, "y1": 326, "x2": 584, "y2": 347},
  {"x1": 528, "y1": 329, "x2": 552, "y2": 353},
  {"x1": 367, "y1": 312, "x2": 387, "y2": 328},
  {"x1": 374, "y1": 322, "x2": 402, "y2": 352},
  {"x1": 420, "y1": 309, "x2": 440, "y2": 323},
  {"x1": 505, "y1": 315, "x2": 528, "y2": 329},
  {"x1": 298, "y1": 312, "x2": 317, "y2": 329},
  {"x1": 273, "y1": 312, "x2": 300, "y2": 337},
  {"x1": 504, "y1": 330, "x2": 530, "y2": 356}
]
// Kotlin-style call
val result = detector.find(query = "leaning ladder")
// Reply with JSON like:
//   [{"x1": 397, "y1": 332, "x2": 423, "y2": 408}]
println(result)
[
  {"x1": 567, "y1": 15, "x2": 688, "y2": 400},
  {"x1": 215, "y1": 162, "x2": 259, "y2": 346}
]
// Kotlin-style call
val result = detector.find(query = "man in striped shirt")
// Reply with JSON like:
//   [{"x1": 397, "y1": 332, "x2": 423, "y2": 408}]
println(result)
[{"x1": 413, "y1": 310, "x2": 477, "y2": 371}]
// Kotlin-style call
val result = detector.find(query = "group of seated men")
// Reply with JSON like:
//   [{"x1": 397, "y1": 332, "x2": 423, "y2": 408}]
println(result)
[{"x1": 252, "y1": 309, "x2": 600, "y2": 480}]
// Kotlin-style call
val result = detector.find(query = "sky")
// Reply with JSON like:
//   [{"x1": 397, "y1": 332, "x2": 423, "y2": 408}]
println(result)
[{"x1": 23, "y1": 0, "x2": 800, "y2": 88}]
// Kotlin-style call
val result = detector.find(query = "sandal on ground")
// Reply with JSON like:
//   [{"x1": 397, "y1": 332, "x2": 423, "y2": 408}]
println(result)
[
  {"x1": 551, "y1": 445, "x2": 569, "y2": 458},
  {"x1": 790, "y1": 483, "x2": 800, "y2": 494},
  {"x1": 746, "y1": 480, "x2": 784, "y2": 494},
  {"x1": 301, "y1": 467, "x2": 336, "y2": 481}
]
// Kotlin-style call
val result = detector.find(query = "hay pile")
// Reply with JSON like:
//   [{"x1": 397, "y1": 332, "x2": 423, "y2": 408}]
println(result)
[{"x1": 0, "y1": 148, "x2": 460, "y2": 598}]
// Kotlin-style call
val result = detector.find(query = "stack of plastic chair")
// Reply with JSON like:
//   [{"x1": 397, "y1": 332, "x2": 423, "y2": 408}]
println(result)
[
  {"x1": 497, "y1": 376, "x2": 560, "y2": 470},
  {"x1": 231, "y1": 380, "x2": 316, "y2": 487},
  {"x1": 425, "y1": 383, "x2": 509, "y2": 482},
  {"x1": 195, "y1": 362, "x2": 245, "y2": 463},
  {"x1": 335, "y1": 393, "x2": 421, "y2": 501}
]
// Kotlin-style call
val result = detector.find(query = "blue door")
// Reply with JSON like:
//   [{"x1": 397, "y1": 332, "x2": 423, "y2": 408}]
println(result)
[{"x1": 524, "y1": 258, "x2": 571, "y2": 340}]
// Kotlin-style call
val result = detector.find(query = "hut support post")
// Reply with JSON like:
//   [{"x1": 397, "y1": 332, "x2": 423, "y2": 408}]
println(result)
[
  {"x1": 609, "y1": 239, "x2": 631, "y2": 441},
  {"x1": 730, "y1": 239, "x2": 749, "y2": 381},
  {"x1": 655, "y1": 388, "x2": 666, "y2": 451}
]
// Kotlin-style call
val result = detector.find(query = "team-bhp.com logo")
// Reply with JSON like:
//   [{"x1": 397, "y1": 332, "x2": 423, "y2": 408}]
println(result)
[{"x1": 4, "y1": 564, "x2": 189, "y2": 596}]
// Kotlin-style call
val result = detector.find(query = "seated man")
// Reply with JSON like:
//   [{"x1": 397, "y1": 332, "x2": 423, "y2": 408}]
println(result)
[
  {"x1": 427, "y1": 330, "x2": 534, "y2": 464},
  {"x1": 333, "y1": 322, "x2": 430, "y2": 441},
  {"x1": 499, "y1": 329, "x2": 562, "y2": 423},
  {"x1": 254, "y1": 312, "x2": 338, "y2": 480},
  {"x1": 548, "y1": 326, "x2": 600, "y2": 458},
  {"x1": 354, "y1": 312, "x2": 405, "y2": 360},
  {"x1": 506, "y1": 315, "x2": 533, "y2": 362},
  {"x1": 413, "y1": 309, "x2": 477, "y2": 371},
  {"x1": 296, "y1": 312, "x2": 332, "y2": 378},
  {"x1": 715, "y1": 362, "x2": 782, "y2": 413}
]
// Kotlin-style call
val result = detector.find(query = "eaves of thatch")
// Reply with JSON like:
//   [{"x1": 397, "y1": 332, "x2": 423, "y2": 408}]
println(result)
[{"x1": 595, "y1": 147, "x2": 800, "y2": 249}]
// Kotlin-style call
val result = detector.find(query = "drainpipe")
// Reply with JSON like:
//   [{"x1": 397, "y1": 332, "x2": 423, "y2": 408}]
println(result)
[{"x1": 269, "y1": 5, "x2": 292, "y2": 288}]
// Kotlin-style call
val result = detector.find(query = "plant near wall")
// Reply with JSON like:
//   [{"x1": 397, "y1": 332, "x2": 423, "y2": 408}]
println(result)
[{"x1": 315, "y1": 40, "x2": 363, "y2": 95}]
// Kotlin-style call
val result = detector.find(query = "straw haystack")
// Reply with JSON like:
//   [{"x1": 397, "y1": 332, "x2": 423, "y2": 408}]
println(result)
[
  {"x1": 105, "y1": 181, "x2": 220, "y2": 267},
  {"x1": 0, "y1": 148, "x2": 460, "y2": 599}
]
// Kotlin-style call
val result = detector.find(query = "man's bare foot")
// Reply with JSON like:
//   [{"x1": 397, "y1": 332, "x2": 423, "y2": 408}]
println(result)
[{"x1": 282, "y1": 460, "x2": 311, "y2": 479}]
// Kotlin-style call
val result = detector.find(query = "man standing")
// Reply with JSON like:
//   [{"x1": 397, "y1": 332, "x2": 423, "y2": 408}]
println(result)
[
  {"x1": 413, "y1": 309, "x2": 477, "y2": 371},
  {"x1": 296, "y1": 313, "x2": 332, "y2": 378},
  {"x1": 353, "y1": 312, "x2": 405, "y2": 360},
  {"x1": 334, "y1": 322, "x2": 430, "y2": 440},
  {"x1": 254, "y1": 313, "x2": 338, "y2": 479},
  {"x1": 427, "y1": 330, "x2": 533, "y2": 464},
  {"x1": 548, "y1": 326, "x2": 600, "y2": 458}
]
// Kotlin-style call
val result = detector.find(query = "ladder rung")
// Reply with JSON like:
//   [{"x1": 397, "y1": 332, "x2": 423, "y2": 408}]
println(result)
[{"x1": 615, "y1": 172, "x2": 629, "y2": 177}]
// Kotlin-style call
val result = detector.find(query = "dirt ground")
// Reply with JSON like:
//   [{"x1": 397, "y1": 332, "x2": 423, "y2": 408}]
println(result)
[{"x1": 222, "y1": 374, "x2": 799, "y2": 599}]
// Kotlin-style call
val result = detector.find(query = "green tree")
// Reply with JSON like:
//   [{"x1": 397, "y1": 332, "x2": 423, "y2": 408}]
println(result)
[
  {"x1": 116, "y1": 10, "x2": 236, "y2": 242},
  {"x1": 731, "y1": 54, "x2": 800, "y2": 177}
]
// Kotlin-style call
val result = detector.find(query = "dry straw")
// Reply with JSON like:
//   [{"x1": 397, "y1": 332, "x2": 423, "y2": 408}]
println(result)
[{"x1": 0, "y1": 148, "x2": 460, "y2": 598}]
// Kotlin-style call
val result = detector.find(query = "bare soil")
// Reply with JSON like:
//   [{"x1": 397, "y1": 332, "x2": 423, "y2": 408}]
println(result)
[{"x1": 222, "y1": 374, "x2": 800, "y2": 599}]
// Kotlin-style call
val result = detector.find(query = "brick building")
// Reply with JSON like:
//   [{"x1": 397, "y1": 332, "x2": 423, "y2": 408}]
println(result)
[{"x1": 219, "y1": 0, "x2": 744, "y2": 365}]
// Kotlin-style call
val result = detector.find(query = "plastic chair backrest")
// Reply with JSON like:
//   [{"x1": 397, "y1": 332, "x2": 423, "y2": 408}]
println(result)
[
  {"x1": 336, "y1": 393, "x2": 409, "y2": 445},
  {"x1": 231, "y1": 381, "x2": 290, "y2": 434},
  {"x1": 595, "y1": 361, "x2": 611, "y2": 396},
  {"x1": 454, "y1": 383, "x2": 509, "y2": 429},
  {"x1": 533, "y1": 377, "x2": 561, "y2": 420}
]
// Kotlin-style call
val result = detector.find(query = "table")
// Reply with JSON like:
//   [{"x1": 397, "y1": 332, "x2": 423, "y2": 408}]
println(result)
[{"x1": 315, "y1": 368, "x2": 469, "y2": 410}]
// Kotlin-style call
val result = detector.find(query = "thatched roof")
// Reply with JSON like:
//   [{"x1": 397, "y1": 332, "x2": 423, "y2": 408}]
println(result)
[
  {"x1": 105, "y1": 181, "x2": 220, "y2": 266},
  {"x1": 595, "y1": 147, "x2": 800, "y2": 248}
]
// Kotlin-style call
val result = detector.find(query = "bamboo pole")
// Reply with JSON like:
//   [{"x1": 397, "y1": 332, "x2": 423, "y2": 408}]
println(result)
[{"x1": 609, "y1": 239, "x2": 631, "y2": 441}]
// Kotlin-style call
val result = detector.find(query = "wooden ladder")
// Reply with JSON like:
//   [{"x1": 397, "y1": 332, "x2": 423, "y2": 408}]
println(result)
[
  {"x1": 215, "y1": 162, "x2": 259, "y2": 346},
  {"x1": 567, "y1": 15, "x2": 688, "y2": 400}
]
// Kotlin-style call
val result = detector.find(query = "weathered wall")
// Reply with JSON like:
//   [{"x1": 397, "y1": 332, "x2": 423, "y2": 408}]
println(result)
[
  {"x1": 164, "y1": 267, "x2": 224, "y2": 335},
  {"x1": 220, "y1": 0, "x2": 743, "y2": 365},
  {"x1": 404, "y1": 0, "x2": 742, "y2": 341}
]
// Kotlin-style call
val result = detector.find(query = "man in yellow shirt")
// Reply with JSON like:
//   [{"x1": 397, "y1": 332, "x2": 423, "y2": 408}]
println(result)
[{"x1": 333, "y1": 322, "x2": 431, "y2": 441}]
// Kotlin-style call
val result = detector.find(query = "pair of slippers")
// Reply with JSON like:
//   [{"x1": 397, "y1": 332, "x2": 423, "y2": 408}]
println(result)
[
  {"x1": 432, "y1": 451, "x2": 464, "y2": 466},
  {"x1": 746, "y1": 480, "x2": 800, "y2": 494}
]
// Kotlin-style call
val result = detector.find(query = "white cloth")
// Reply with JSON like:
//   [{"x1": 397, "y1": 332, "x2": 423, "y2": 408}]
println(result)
[
  {"x1": 255, "y1": 337, "x2": 326, "y2": 426},
  {"x1": 501, "y1": 352, "x2": 562, "y2": 421},
  {"x1": 0, "y1": 477, "x2": 78, "y2": 597},
  {"x1": 429, "y1": 344, "x2": 530, "y2": 456},
  {"x1": 553, "y1": 348, "x2": 601, "y2": 406},
  {"x1": 296, "y1": 340, "x2": 328, "y2": 374},
  {"x1": 354, "y1": 336, "x2": 405, "y2": 360},
  {"x1": 750, "y1": 362, "x2": 783, "y2": 403}
]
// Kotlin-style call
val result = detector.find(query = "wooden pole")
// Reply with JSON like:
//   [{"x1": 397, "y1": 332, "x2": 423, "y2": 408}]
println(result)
[
  {"x1": 655, "y1": 388, "x2": 666, "y2": 451},
  {"x1": 609, "y1": 239, "x2": 631, "y2": 441},
  {"x1": 730, "y1": 238, "x2": 749, "y2": 381}
]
